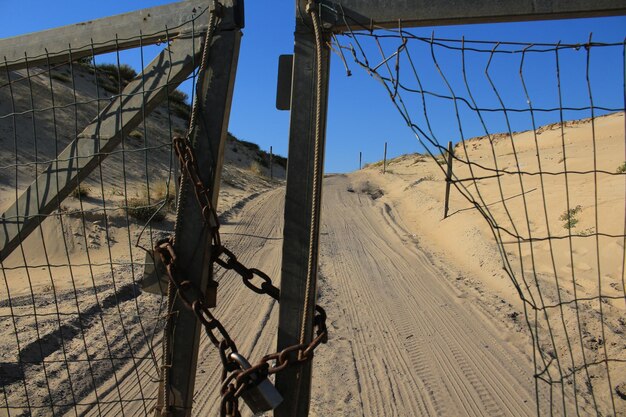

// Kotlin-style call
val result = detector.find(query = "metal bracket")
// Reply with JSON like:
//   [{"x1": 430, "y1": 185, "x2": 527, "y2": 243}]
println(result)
[
  {"x1": 318, "y1": 0, "x2": 342, "y2": 29},
  {"x1": 276, "y1": 54, "x2": 293, "y2": 111}
]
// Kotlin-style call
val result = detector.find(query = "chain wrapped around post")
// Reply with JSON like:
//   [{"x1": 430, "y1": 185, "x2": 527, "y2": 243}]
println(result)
[
  {"x1": 156, "y1": 2, "x2": 329, "y2": 414},
  {"x1": 155, "y1": 232, "x2": 328, "y2": 416},
  {"x1": 157, "y1": 60, "x2": 328, "y2": 417}
]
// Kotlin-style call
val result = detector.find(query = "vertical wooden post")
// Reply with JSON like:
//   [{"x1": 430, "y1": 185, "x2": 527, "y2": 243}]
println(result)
[
  {"x1": 156, "y1": 13, "x2": 242, "y2": 417},
  {"x1": 359, "y1": 151, "x2": 362, "y2": 170},
  {"x1": 383, "y1": 141, "x2": 388, "y2": 174},
  {"x1": 275, "y1": 2, "x2": 330, "y2": 416},
  {"x1": 443, "y1": 141, "x2": 454, "y2": 219},
  {"x1": 270, "y1": 145, "x2": 274, "y2": 180}
]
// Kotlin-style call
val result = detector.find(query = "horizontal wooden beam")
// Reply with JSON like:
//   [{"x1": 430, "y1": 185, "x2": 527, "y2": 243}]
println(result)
[
  {"x1": 326, "y1": 0, "x2": 626, "y2": 30},
  {"x1": 0, "y1": 0, "x2": 239, "y2": 72},
  {"x1": 0, "y1": 34, "x2": 204, "y2": 263}
]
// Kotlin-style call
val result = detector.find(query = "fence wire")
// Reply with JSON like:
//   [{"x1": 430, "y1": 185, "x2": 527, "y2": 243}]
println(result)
[
  {"x1": 333, "y1": 20, "x2": 626, "y2": 417},
  {"x1": 0, "y1": 8, "x2": 210, "y2": 416}
]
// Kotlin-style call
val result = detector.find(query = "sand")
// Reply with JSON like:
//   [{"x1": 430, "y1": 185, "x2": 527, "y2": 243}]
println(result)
[{"x1": 0, "y1": 60, "x2": 624, "y2": 416}]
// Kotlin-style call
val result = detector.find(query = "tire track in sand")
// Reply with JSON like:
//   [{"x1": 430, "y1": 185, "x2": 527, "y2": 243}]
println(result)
[
  {"x1": 87, "y1": 174, "x2": 544, "y2": 416},
  {"x1": 314, "y1": 174, "x2": 539, "y2": 416}
]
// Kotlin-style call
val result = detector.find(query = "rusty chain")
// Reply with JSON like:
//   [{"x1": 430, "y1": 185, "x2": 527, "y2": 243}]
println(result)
[
  {"x1": 157, "y1": 132, "x2": 328, "y2": 416},
  {"x1": 155, "y1": 2, "x2": 329, "y2": 414}
]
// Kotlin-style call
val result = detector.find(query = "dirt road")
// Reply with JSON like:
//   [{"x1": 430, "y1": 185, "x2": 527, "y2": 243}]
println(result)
[{"x1": 188, "y1": 174, "x2": 541, "y2": 416}]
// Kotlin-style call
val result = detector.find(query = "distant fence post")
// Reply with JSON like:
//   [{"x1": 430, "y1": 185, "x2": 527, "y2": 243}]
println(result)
[
  {"x1": 444, "y1": 141, "x2": 454, "y2": 219},
  {"x1": 359, "y1": 151, "x2": 362, "y2": 170},
  {"x1": 383, "y1": 141, "x2": 388, "y2": 174},
  {"x1": 270, "y1": 145, "x2": 274, "y2": 180}
]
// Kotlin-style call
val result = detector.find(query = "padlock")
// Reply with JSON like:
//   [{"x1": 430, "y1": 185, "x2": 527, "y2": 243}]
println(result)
[{"x1": 229, "y1": 352, "x2": 283, "y2": 413}]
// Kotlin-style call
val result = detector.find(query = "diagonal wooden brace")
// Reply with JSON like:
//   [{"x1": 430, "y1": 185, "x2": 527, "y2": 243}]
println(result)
[{"x1": 0, "y1": 33, "x2": 204, "y2": 263}]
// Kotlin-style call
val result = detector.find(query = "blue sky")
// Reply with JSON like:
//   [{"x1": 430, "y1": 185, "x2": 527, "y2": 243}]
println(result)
[{"x1": 1, "y1": 1, "x2": 624, "y2": 172}]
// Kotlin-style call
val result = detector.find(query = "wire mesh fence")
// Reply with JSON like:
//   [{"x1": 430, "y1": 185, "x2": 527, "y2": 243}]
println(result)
[
  {"x1": 0, "y1": 7, "x2": 212, "y2": 416},
  {"x1": 333, "y1": 21, "x2": 625, "y2": 417}
]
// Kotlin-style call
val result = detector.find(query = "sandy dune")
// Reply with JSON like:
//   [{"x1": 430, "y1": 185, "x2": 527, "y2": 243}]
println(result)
[
  {"x1": 348, "y1": 112, "x2": 625, "y2": 416},
  {"x1": 0, "y1": 58, "x2": 624, "y2": 416}
]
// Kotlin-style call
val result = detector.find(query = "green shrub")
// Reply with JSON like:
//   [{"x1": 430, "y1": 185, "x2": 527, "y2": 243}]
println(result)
[
  {"x1": 170, "y1": 102, "x2": 191, "y2": 120},
  {"x1": 617, "y1": 162, "x2": 626, "y2": 173},
  {"x1": 77, "y1": 56, "x2": 93, "y2": 66},
  {"x1": 227, "y1": 132, "x2": 287, "y2": 169},
  {"x1": 256, "y1": 155, "x2": 269, "y2": 168},
  {"x1": 169, "y1": 89, "x2": 189, "y2": 105},
  {"x1": 166, "y1": 89, "x2": 192, "y2": 120},
  {"x1": 96, "y1": 63, "x2": 118, "y2": 75},
  {"x1": 239, "y1": 140, "x2": 260, "y2": 152},
  {"x1": 152, "y1": 181, "x2": 176, "y2": 211},
  {"x1": 126, "y1": 197, "x2": 166, "y2": 223},
  {"x1": 118, "y1": 64, "x2": 137, "y2": 84},
  {"x1": 124, "y1": 181, "x2": 176, "y2": 223},
  {"x1": 273, "y1": 154, "x2": 288, "y2": 169},
  {"x1": 559, "y1": 205, "x2": 582, "y2": 230},
  {"x1": 248, "y1": 161, "x2": 264, "y2": 177},
  {"x1": 95, "y1": 63, "x2": 137, "y2": 92},
  {"x1": 71, "y1": 186, "x2": 90, "y2": 199},
  {"x1": 128, "y1": 130, "x2": 143, "y2": 140}
]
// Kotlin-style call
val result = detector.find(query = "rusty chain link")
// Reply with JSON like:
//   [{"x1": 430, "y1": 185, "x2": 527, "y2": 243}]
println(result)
[
  {"x1": 158, "y1": 135, "x2": 328, "y2": 416},
  {"x1": 155, "y1": 232, "x2": 328, "y2": 416}
]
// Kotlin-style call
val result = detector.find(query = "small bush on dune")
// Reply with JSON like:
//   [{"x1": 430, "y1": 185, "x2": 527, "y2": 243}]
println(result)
[
  {"x1": 167, "y1": 90, "x2": 191, "y2": 120},
  {"x1": 273, "y1": 154, "x2": 288, "y2": 169},
  {"x1": 118, "y1": 64, "x2": 137, "y2": 84},
  {"x1": 126, "y1": 198, "x2": 165, "y2": 223},
  {"x1": 617, "y1": 162, "x2": 626, "y2": 173},
  {"x1": 248, "y1": 161, "x2": 265, "y2": 177},
  {"x1": 559, "y1": 205, "x2": 582, "y2": 230},
  {"x1": 169, "y1": 89, "x2": 189, "y2": 105},
  {"x1": 77, "y1": 56, "x2": 93, "y2": 67},
  {"x1": 152, "y1": 181, "x2": 176, "y2": 211},
  {"x1": 94, "y1": 63, "x2": 137, "y2": 93},
  {"x1": 124, "y1": 182, "x2": 175, "y2": 223},
  {"x1": 256, "y1": 156, "x2": 269, "y2": 168},
  {"x1": 128, "y1": 130, "x2": 143, "y2": 140},
  {"x1": 71, "y1": 186, "x2": 91, "y2": 199},
  {"x1": 240, "y1": 140, "x2": 261, "y2": 152}
]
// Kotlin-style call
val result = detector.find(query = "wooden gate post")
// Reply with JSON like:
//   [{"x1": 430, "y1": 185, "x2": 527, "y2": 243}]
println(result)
[
  {"x1": 275, "y1": 1, "x2": 330, "y2": 416},
  {"x1": 156, "y1": 4, "x2": 243, "y2": 416}
]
